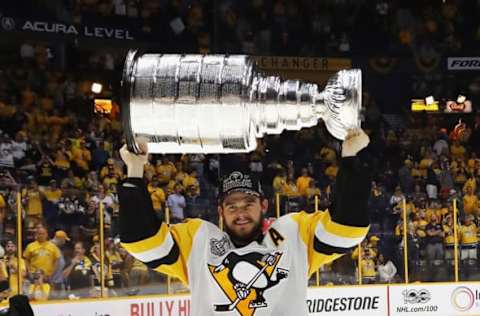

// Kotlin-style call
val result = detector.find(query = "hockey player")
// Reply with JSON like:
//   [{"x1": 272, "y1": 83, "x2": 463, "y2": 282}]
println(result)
[{"x1": 118, "y1": 128, "x2": 371, "y2": 315}]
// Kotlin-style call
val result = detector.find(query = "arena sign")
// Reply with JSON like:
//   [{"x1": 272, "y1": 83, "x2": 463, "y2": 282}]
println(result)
[
  {"x1": 447, "y1": 57, "x2": 480, "y2": 70},
  {"x1": 0, "y1": 16, "x2": 134, "y2": 40}
]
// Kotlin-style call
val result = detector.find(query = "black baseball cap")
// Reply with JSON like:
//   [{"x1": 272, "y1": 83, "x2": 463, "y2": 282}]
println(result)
[{"x1": 218, "y1": 171, "x2": 263, "y2": 202}]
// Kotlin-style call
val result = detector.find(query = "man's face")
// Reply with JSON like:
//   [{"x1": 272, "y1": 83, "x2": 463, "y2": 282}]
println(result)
[
  {"x1": 5, "y1": 241, "x2": 16, "y2": 255},
  {"x1": 219, "y1": 192, "x2": 267, "y2": 245},
  {"x1": 36, "y1": 228, "x2": 48, "y2": 243},
  {"x1": 74, "y1": 243, "x2": 85, "y2": 256}
]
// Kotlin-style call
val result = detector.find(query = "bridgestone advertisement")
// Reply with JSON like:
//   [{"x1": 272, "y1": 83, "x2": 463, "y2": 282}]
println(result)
[{"x1": 19, "y1": 283, "x2": 480, "y2": 315}]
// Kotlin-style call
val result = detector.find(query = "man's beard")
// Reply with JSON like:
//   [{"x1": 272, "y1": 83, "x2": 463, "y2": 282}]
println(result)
[{"x1": 224, "y1": 214, "x2": 264, "y2": 248}]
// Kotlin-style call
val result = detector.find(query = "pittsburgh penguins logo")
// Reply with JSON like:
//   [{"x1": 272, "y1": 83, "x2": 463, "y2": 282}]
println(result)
[{"x1": 209, "y1": 251, "x2": 288, "y2": 315}]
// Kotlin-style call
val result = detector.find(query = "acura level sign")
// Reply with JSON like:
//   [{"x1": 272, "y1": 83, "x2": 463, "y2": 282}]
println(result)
[
  {"x1": 448, "y1": 57, "x2": 480, "y2": 70},
  {"x1": 0, "y1": 17, "x2": 134, "y2": 40}
]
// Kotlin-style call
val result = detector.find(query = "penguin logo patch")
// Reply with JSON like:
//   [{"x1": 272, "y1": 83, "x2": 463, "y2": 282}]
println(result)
[{"x1": 208, "y1": 252, "x2": 288, "y2": 315}]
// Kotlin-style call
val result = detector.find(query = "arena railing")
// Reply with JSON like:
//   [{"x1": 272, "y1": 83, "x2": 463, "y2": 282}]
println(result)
[{"x1": 9, "y1": 191, "x2": 466, "y2": 302}]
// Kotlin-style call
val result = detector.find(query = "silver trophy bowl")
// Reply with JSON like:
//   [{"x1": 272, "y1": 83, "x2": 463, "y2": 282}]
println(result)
[{"x1": 121, "y1": 50, "x2": 362, "y2": 154}]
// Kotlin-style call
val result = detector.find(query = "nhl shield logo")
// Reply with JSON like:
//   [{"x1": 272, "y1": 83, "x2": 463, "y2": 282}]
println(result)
[{"x1": 1, "y1": 17, "x2": 15, "y2": 31}]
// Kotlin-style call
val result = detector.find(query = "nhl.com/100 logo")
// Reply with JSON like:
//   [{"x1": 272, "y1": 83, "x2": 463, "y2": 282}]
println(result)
[
  {"x1": 402, "y1": 289, "x2": 431, "y2": 304},
  {"x1": 397, "y1": 289, "x2": 438, "y2": 313},
  {"x1": 451, "y1": 286, "x2": 479, "y2": 312}
]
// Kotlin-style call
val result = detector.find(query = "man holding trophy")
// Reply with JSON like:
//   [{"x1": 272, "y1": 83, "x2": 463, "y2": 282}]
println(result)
[{"x1": 118, "y1": 52, "x2": 370, "y2": 315}]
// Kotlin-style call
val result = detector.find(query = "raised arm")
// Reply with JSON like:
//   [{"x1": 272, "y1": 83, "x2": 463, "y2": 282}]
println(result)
[
  {"x1": 292, "y1": 129, "x2": 371, "y2": 275},
  {"x1": 117, "y1": 143, "x2": 201, "y2": 286},
  {"x1": 327, "y1": 128, "x2": 371, "y2": 231}
]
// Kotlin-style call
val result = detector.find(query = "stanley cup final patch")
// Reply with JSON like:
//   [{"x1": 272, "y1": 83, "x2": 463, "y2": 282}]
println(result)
[{"x1": 210, "y1": 236, "x2": 232, "y2": 257}]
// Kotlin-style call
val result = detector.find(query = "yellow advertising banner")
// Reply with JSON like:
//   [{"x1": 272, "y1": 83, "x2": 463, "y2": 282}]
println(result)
[
  {"x1": 254, "y1": 56, "x2": 352, "y2": 72},
  {"x1": 253, "y1": 56, "x2": 352, "y2": 85}
]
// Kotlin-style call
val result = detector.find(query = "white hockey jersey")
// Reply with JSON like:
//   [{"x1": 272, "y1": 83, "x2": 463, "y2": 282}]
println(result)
[{"x1": 118, "y1": 157, "x2": 370, "y2": 316}]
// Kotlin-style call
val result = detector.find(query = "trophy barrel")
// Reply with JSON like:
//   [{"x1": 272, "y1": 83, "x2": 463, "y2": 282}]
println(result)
[
  {"x1": 121, "y1": 50, "x2": 363, "y2": 154},
  {"x1": 121, "y1": 51, "x2": 258, "y2": 154}
]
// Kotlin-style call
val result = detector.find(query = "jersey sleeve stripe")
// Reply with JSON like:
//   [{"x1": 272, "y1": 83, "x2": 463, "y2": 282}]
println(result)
[
  {"x1": 321, "y1": 210, "x2": 369, "y2": 239},
  {"x1": 315, "y1": 219, "x2": 367, "y2": 248},
  {"x1": 313, "y1": 237, "x2": 354, "y2": 254},
  {"x1": 121, "y1": 224, "x2": 170, "y2": 254},
  {"x1": 125, "y1": 233, "x2": 175, "y2": 263},
  {"x1": 145, "y1": 240, "x2": 181, "y2": 269}
]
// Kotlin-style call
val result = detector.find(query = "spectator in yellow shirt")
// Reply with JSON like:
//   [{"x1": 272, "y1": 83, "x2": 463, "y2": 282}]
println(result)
[
  {"x1": 463, "y1": 174, "x2": 477, "y2": 194},
  {"x1": 283, "y1": 175, "x2": 300, "y2": 198},
  {"x1": 360, "y1": 249, "x2": 377, "y2": 284},
  {"x1": 106, "y1": 239, "x2": 124, "y2": 289},
  {"x1": 148, "y1": 177, "x2": 166, "y2": 215},
  {"x1": 460, "y1": 215, "x2": 477, "y2": 264},
  {"x1": 42, "y1": 180, "x2": 62, "y2": 203},
  {"x1": 5, "y1": 240, "x2": 27, "y2": 296},
  {"x1": 90, "y1": 243, "x2": 114, "y2": 292},
  {"x1": 103, "y1": 169, "x2": 120, "y2": 187},
  {"x1": 28, "y1": 269, "x2": 50, "y2": 302},
  {"x1": 413, "y1": 211, "x2": 428, "y2": 246},
  {"x1": 296, "y1": 168, "x2": 312, "y2": 197},
  {"x1": 100, "y1": 158, "x2": 123, "y2": 180},
  {"x1": 174, "y1": 161, "x2": 188, "y2": 183},
  {"x1": 24, "y1": 227, "x2": 61, "y2": 278},
  {"x1": 272, "y1": 170, "x2": 287, "y2": 194},
  {"x1": 450, "y1": 140, "x2": 466, "y2": 160},
  {"x1": 53, "y1": 149, "x2": 71, "y2": 178},
  {"x1": 61, "y1": 170, "x2": 84, "y2": 190},
  {"x1": 156, "y1": 156, "x2": 177, "y2": 185},
  {"x1": 183, "y1": 170, "x2": 200, "y2": 198},
  {"x1": 22, "y1": 179, "x2": 43, "y2": 220},
  {"x1": 442, "y1": 215, "x2": 456, "y2": 264},
  {"x1": 463, "y1": 186, "x2": 478, "y2": 215},
  {"x1": 71, "y1": 140, "x2": 91, "y2": 172}
]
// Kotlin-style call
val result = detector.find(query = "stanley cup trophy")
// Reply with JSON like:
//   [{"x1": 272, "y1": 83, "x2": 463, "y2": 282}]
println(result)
[{"x1": 121, "y1": 50, "x2": 362, "y2": 154}]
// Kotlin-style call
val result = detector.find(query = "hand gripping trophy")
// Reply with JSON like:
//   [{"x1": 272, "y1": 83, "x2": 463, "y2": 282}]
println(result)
[
  {"x1": 118, "y1": 51, "x2": 371, "y2": 316},
  {"x1": 121, "y1": 51, "x2": 363, "y2": 154}
]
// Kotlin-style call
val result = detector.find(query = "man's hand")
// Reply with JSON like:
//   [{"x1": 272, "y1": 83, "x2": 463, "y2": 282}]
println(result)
[
  {"x1": 341, "y1": 128, "x2": 370, "y2": 157},
  {"x1": 234, "y1": 282, "x2": 250, "y2": 300},
  {"x1": 119, "y1": 138, "x2": 148, "y2": 178}
]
